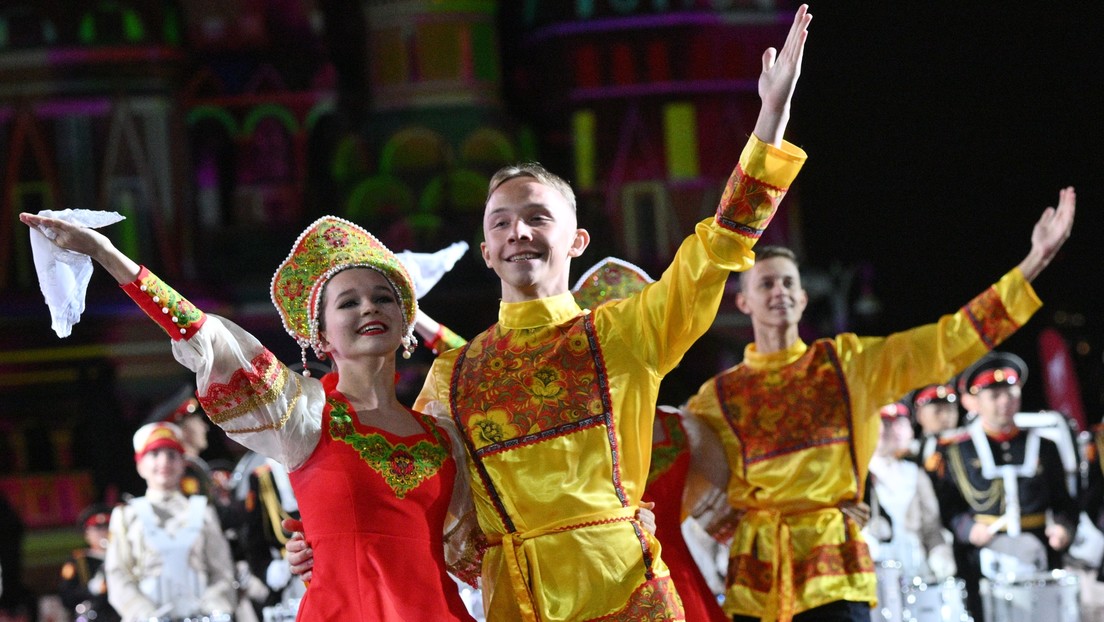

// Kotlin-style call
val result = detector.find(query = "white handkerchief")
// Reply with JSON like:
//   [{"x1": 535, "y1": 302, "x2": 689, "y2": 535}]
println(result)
[
  {"x1": 30, "y1": 209, "x2": 126, "y2": 337},
  {"x1": 396, "y1": 241, "x2": 469, "y2": 299}
]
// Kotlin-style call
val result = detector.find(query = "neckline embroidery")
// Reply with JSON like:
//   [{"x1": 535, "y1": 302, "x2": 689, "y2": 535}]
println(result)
[{"x1": 327, "y1": 396, "x2": 449, "y2": 499}]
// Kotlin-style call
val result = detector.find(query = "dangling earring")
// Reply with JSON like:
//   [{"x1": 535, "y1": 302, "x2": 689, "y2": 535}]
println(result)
[
  {"x1": 300, "y1": 347, "x2": 311, "y2": 377},
  {"x1": 401, "y1": 335, "x2": 416, "y2": 360}
]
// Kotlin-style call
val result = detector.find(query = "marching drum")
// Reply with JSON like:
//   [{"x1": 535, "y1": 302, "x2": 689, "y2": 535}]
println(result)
[
  {"x1": 980, "y1": 570, "x2": 1080, "y2": 622},
  {"x1": 872, "y1": 560, "x2": 905, "y2": 622},
  {"x1": 901, "y1": 576, "x2": 970, "y2": 622},
  {"x1": 261, "y1": 599, "x2": 300, "y2": 622}
]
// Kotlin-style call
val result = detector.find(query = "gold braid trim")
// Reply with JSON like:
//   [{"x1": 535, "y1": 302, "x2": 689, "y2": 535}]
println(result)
[
  {"x1": 224, "y1": 373, "x2": 302, "y2": 434},
  {"x1": 257, "y1": 469, "x2": 293, "y2": 546},
  {"x1": 947, "y1": 443, "x2": 1004, "y2": 512},
  {"x1": 208, "y1": 360, "x2": 289, "y2": 425}
]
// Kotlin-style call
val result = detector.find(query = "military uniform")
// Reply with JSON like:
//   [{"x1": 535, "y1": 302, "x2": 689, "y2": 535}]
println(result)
[
  {"x1": 929, "y1": 352, "x2": 1078, "y2": 621},
  {"x1": 907, "y1": 382, "x2": 960, "y2": 464},
  {"x1": 58, "y1": 505, "x2": 121, "y2": 622}
]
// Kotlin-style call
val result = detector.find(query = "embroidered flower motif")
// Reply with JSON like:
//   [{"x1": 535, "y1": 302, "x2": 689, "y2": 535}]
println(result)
[
  {"x1": 528, "y1": 367, "x2": 565, "y2": 403},
  {"x1": 327, "y1": 398, "x2": 449, "y2": 498},
  {"x1": 453, "y1": 317, "x2": 609, "y2": 454},
  {"x1": 390, "y1": 451, "x2": 415, "y2": 477},
  {"x1": 567, "y1": 332, "x2": 590, "y2": 353},
  {"x1": 322, "y1": 227, "x2": 349, "y2": 247},
  {"x1": 468, "y1": 408, "x2": 522, "y2": 448}
]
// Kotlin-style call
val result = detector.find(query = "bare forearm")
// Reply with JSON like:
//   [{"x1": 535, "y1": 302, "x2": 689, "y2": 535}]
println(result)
[{"x1": 92, "y1": 242, "x2": 141, "y2": 284}]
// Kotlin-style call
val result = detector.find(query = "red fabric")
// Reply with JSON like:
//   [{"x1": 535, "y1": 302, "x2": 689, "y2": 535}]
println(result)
[
  {"x1": 290, "y1": 377, "x2": 473, "y2": 621},
  {"x1": 643, "y1": 409, "x2": 727, "y2": 622}
]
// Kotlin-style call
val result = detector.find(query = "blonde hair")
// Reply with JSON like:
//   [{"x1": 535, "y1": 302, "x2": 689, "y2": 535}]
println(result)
[{"x1": 487, "y1": 162, "x2": 576, "y2": 211}]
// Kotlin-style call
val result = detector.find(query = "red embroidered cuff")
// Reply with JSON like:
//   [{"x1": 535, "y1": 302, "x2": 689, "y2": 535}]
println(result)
[
  {"x1": 714, "y1": 164, "x2": 785, "y2": 238},
  {"x1": 121, "y1": 267, "x2": 206, "y2": 341},
  {"x1": 961, "y1": 287, "x2": 1019, "y2": 350}
]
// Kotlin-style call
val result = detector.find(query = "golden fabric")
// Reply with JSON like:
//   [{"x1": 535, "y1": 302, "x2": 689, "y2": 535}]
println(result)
[
  {"x1": 974, "y1": 513, "x2": 1046, "y2": 530},
  {"x1": 686, "y1": 268, "x2": 1041, "y2": 621},
  {"x1": 416, "y1": 135, "x2": 806, "y2": 622}
]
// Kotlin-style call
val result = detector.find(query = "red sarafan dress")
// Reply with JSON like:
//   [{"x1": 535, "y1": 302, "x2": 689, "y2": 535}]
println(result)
[
  {"x1": 290, "y1": 374, "x2": 475, "y2": 621},
  {"x1": 644, "y1": 407, "x2": 728, "y2": 622}
]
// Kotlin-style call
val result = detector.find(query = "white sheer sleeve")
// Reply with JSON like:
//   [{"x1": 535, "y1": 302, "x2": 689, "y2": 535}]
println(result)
[{"x1": 170, "y1": 314, "x2": 324, "y2": 470}]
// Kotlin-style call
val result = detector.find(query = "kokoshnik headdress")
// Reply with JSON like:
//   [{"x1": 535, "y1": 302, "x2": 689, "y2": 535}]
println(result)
[
  {"x1": 271, "y1": 216, "x2": 418, "y2": 373},
  {"x1": 571, "y1": 256, "x2": 654, "y2": 310}
]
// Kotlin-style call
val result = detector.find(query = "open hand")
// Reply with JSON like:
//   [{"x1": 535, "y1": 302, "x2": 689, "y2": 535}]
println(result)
[
  {"x1": 758, "y1": 5, "x2": 812, "y2": 119},
  {"x1": 19, "y1": 212, "x2": 108, "y2": 257},
  {"x1": 1031, "y1": 186, "x2": 1076, "y2": 262}
]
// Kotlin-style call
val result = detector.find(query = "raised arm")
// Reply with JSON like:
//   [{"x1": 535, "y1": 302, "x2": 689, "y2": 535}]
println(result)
[
  {"x1": 20, "y1": 212, "x2": 139, "y2": 284},
  {"x1": 753, "y1": 4, "x2": 812, "y2": 146},
  {"x1": 1016, "y1": 186, "x2": 1076, "y2": 282}
]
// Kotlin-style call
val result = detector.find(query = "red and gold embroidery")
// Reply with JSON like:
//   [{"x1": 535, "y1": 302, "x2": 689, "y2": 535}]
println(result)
[
  {"x1": 328, "y1": 399, "x2": 448, "y2": 499},
  {"x1": 716, "y1": 343, "x2": 851, "y2": 468},
  {"x1": 727, "y1": 552, "x2": 774, "y2": 593},
  {"x1": 715, "y1": 164, "x2": 785, "y2": 239},
  {"x1": 199, "y1": 350, "x2": 291, "y2": 428},
  {"x1": 590, "y1": 575, "x2": 685, "y2": 621},
  {"x1": 962, "y1": 287, "x2": 1020, "y2": 349},
  {"x1": 647, "y1": 409, "x2": 688, "y2": 486},
  {"x1": 451, "y1": 317, "x2": 610, "y2": 455},
  {"x1": 121, "y1": 267, "x2": 206, "y2": 340},
  {"x1": 793, "y1": 540, "x2": 874, "y2": 589}
]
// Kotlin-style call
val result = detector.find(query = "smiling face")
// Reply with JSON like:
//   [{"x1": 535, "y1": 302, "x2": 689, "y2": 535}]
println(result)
[
  {"x1": 736, "y1": 255, "x2": 808, "y2": 330},
  {"x1": 481, "y1": 176, "x2": 589, "y2": 302},
  {"x1": 136, "y1": 447, "x2": 186, "y2": 493},
  {"x1": 318, "y1": 268, "x2": 405, "y2": 363}
]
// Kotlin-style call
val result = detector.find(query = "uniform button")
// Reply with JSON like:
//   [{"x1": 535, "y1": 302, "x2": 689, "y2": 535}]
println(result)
[
  {"x1": 1003, "y1": 453, "x2": 1013, "y2": 462},
  {"x1": 1000, "y1": 442, "x2": 1011, "y2": 450}
]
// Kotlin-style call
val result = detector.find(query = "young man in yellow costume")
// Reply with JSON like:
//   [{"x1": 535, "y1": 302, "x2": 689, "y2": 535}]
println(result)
[
  {"x1": 684, "y1": 186, "x2": 1075, "y2": 621},
  {"x1": 413, "y1": 7, "x2": 812, "y2": 620}
]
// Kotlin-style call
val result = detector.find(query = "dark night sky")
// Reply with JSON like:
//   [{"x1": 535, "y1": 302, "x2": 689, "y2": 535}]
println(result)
[{"x1": 781, "y1": 4, "x2": 1103, "y2": 411}]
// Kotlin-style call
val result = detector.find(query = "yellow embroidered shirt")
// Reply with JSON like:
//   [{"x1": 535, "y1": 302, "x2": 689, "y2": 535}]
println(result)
[
  {"x1": 686, "y1": 268, "x2": 1041, "y2": 621},
  {"x1": 416, "y1": 135, "x2": 806, "y2": 621}
]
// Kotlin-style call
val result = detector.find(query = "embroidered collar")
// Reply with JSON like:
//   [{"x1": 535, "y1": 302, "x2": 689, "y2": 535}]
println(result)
[
  {"x1": 498, "y1": 292, "x2": 583, "y2": 329},
  {"x1": 742, "y1": 338, "x2": 808, "y2": 370}
]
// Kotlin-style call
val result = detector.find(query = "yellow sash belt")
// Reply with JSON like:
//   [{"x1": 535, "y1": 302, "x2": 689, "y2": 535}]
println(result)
[
  {"x1": 485, "y1": 506, "x2": 640, "y2": 622},
  {"x1": 739, "y1": 503, "x2": 864, "y2": 622}
]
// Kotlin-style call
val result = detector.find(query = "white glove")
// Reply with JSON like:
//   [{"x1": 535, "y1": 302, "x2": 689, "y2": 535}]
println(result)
[
  {"x1": 396, "y1": 241, "x2": 468, "y2": 299},
  {"x1": 266, "y1": 558, "x2": 292, "y2": 590},
  {"x1": 927, "y1": 542, "x2": 957, "y2": 580}
]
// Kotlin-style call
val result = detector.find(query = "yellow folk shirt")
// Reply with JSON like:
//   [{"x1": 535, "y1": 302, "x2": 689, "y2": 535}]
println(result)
[
  {"x1": 687, "y1": 268, "x2": 1041, "y2": 621},
  {"x1": 416, "y1": 135, "x2": 805, "y2": 622}
]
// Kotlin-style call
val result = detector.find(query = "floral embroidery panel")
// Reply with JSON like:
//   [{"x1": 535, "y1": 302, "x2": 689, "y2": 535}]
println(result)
[
  {"x1": 328, "y1": 398, "x2": 448, "y2": 499},
  {"x1": 716, "y1": 344, "x2": 851, "y2": 468},
  {"x1": 452, "y1": 317, "x2": 611, "y2": 455}
]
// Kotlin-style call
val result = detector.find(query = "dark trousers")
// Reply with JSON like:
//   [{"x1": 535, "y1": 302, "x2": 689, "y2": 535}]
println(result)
[{"x1": 732, "y1": 600, "x2": 870, "y2": 622}]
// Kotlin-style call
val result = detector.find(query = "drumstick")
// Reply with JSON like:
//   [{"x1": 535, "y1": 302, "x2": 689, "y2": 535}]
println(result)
[{"x1": 986, "y1": 514, "x2": 1009, "y2": 535}]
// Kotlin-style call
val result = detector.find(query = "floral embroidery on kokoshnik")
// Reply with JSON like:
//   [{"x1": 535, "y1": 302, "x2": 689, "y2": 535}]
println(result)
[{"x1": 328, "y1": 398, "x2": 448, "y2": 498}]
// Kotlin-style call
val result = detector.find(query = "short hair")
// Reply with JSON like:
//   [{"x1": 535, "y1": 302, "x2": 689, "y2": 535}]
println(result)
[
  {"x1": 738, "y1": 245, "x2": 799, "y2": 291},
  {"x1": 487, "y1": 162, "x2": 577, "y2": 212}
]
